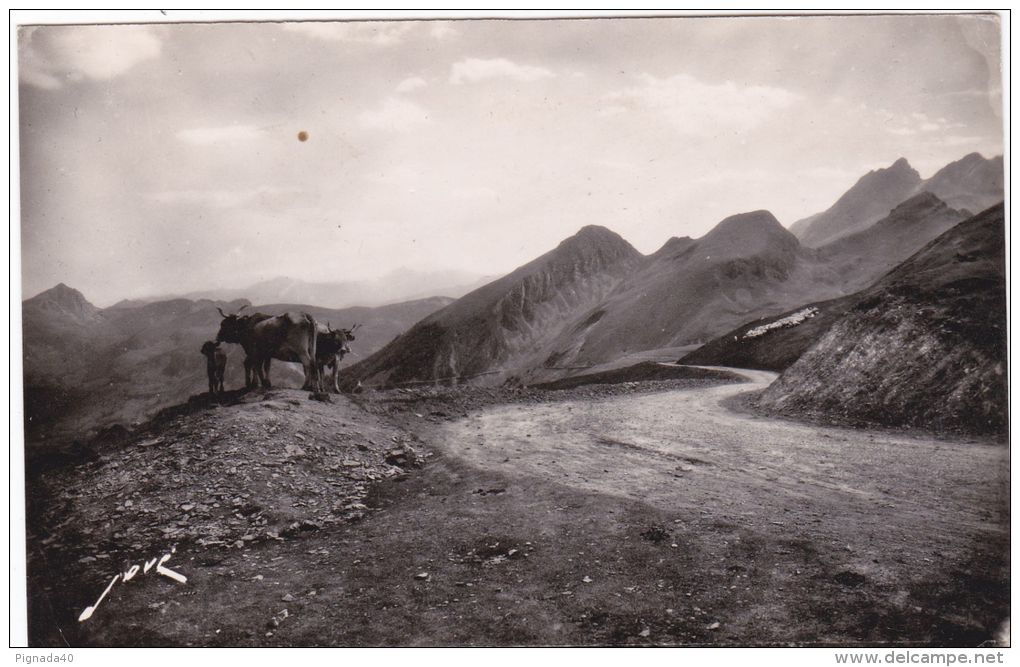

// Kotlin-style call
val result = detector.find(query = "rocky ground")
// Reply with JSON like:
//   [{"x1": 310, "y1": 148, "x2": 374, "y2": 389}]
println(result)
[{"x1": 24, "y1": 367, "x2": 1008, "y2": 647}]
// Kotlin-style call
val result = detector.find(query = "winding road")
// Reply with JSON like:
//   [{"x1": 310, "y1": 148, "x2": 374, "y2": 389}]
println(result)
[{"x1": 440, "y1": 367, "x2": 1009, "y2": 592}]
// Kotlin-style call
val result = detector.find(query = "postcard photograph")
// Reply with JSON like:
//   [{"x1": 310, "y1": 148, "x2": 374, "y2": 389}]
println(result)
[{"x1": 14, "y1": 11, "x2": 1008, "y2": 649}]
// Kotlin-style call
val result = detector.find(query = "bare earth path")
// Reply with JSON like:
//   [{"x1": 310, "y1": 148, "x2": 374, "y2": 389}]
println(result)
[{"x1": 434, "y1": 367, "x2": 1009, "y2": 644}]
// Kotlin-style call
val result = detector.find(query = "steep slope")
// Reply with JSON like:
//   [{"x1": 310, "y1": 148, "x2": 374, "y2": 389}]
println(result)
[
  {"x1": 816, "y1": 192, "x2": 967, "y2": 291},
  {"x1": 677, "y1": 296, "x2": 857, "y2": 371},
  {"x1": 759, "y1": 204, "x2": 1006, "y2": 435},
  {"x1": 918, "y1": 152, "x2": 1003, "y2": 213},
  {"x1": 793, "y1": 158, "x2": 922, "y2": 247},
  {"x1": 538, "y1": 211, "x2": 850, "y2": 372},
  {"x1": 22, "y1": 290, "x2": 452, "y2": 445},
  {"x1": 346, "y1": 225, "x2": 643, "y2": 387}
]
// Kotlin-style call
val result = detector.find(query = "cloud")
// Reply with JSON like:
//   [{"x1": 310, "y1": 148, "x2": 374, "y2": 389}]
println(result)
[
  {"x1": 395, "y1": 76, "x2": 428, "y2": 94},
  {"x1": 358, "y1": 97, "x2": 430, "y2": 132},
  {"x1": 176, "y1": 124, "x2": 263, "y2": 146},
  {"x1": 429, "y1": 21, "x2": 459, "y2": 40},
  {"x1": 603, "y1": 73, "x2": 800, "y2": 134},
  {"x1": 19, "y1": 25, "x2": 161, "y2": 89},
  {"x1": 449, "y1": 58, "x2": 555, "y2": 85},
  {"x1": 883, "y1": 111, "x2": 963, "y2": 137},
  {"x1": 281, "y1": 21, "x2": 412, "y2": 46}
]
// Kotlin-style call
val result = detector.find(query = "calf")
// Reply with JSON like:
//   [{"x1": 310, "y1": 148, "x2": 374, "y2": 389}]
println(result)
[{"x1": 200, "y1": 341, "x2": 227, "y2": 394}]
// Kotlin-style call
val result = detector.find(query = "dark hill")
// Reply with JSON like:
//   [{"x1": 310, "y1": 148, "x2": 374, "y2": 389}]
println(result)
[
  {"x1": 759, "y1": 204, "x2": 1006, "y2": 435},
  {"x1": 346, "y1": 225, "x2": 642, "y2": 387}
]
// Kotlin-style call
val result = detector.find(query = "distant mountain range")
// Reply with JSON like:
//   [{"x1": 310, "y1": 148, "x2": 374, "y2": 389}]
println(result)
[
  {"x1": 789, "y1": 152, "x2": 1002, "y2": 247},
  {"x1": 22, "y1": 290, "x2": 452, "y2": 445},
  {"x1": 347, "y1": 151, "x2": 1002, "y2": 389},
  {"x1": 138, "y1": 269, "x2": 494, "y2": 310}
]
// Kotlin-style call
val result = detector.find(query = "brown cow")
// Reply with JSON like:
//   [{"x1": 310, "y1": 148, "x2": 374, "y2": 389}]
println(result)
[
  {"x1": 200, "y1": 340, "x2": 226, "y2": 394},
  {"x1": 317, "y1": 322, "x2": 358, "y2": 393},
  {"x1": 216, "y1": 308, "x2": 321, "y2": 391},
  {"x1": 269, "y1": 321, "x2": 357, "y2": 393}
]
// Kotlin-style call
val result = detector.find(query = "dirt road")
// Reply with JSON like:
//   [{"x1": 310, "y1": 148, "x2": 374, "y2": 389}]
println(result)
[{"x1": 435, "y1": 366, "x2": 1009, "y2": 644}]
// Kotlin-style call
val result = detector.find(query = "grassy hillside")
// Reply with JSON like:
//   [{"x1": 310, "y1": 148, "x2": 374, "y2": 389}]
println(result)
[{"x1": 759, "y1": 204, "x2": 1006, "y2": 435}]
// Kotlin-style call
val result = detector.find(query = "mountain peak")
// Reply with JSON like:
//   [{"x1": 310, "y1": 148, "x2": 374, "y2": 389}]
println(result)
[
  {"x1": 25, "y1": 283, "x2": 100, "y2": 321},
  {"x1": 794, "y1": 158, "x2": 923, "y2": 247},
  {"x1": 919, "y1": 152, "x2": 1004, "y2": 213},
  {"x1": 700, "y1": 210, "x2": 799, "y2": 259},
  {"x1": 566, "y1": 224, "x2": 627, "y2": 244},
  {"x1": 889, "y1": 157, "x2": 913, "y2": 171},
  {"x1": 28, "y1": 282, "x2": 88, "y2": 305},
  {"x1": 554, "y1": 225, "x2": 640, "y2": 263},
  {"x1": 704, "y1": 210, "x2": 786, "y2": 241}
]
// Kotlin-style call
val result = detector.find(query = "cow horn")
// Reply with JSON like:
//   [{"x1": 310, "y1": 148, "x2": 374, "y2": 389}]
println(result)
[
  {"x1": 216, "y1": 307, "x2": 226, "y2": 318},
  {"x1": 327, "y1": 321, "x2": 333, "y2": 332},
  {"x1": 237, "y1": 304, "x2": 249, "y2": 313},
  {"x1": 351, "y1": 323, "x2": 361, "y2": 332}
]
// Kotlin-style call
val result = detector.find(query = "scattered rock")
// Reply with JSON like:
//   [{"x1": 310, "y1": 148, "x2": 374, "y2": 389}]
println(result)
[
  {"x1": 707, "y1": 621, "x2": 721, "y2": 630},
  {"x1": 834, "y1": 571, "x2": 867, "y2": 588},
  {"x1": 640, "y1": 525, "x2": 671, "y2": 544},
  {"x1": 385, "y1": 445, "x2": 423, "y2": 468}
]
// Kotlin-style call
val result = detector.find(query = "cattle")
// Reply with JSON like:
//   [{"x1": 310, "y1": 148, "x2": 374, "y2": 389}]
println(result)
[
  {"x1": 199, "y1": 341, "x2": 226, "y2": 394},
  {"x1": 317, "y1": 322, "x2": 358, "y2": 393},
  {"x1": 213, "y1": 306, "x2": 272, "y2": 388},
  {"x1": 269, "y1": 321, "x2": 358, "y2": 393},
  {"x1": 216, "y1": 308, "x2": 321, "y2": 391}
]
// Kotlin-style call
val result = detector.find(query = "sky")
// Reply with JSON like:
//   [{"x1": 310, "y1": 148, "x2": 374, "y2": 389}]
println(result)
[{"x1": 17, "y1": 12, "x2": 1004, "y2": 306}]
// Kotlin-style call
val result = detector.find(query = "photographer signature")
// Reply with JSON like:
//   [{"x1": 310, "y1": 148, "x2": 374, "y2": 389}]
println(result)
[{"x1": 78, "y1": 548, "x2": 188, "y2": 622}]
